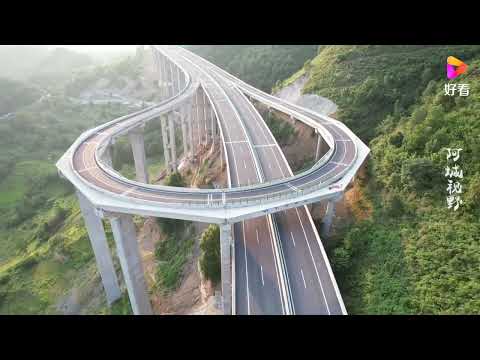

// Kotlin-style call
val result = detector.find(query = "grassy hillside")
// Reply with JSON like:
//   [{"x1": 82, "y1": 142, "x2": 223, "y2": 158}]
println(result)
[
  {"x1": 281, "y1": 45, "x2": 480, "y2": 141},
  {"x1": 0, "y1": 97, "x2": 134, "y2": 314},
  {"x1": 285, "y1": 45, "x2": 480, "y2": 314},
  {"x1": 186, "y1": 45, "x2": 318, "y2": 92}
]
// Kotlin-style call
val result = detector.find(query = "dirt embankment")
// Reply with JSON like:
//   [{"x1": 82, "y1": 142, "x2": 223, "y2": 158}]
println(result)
[
  {"x1": 254, "y1": 101, "x2": 319, "y2": 172},
  {"x1": 137, "y1": 140, "x2": 225, "y2": 315},
  {"x1": 136, "y1": 218, "x2": 222, "y2": 314},
  {"x1": 183, "y1": 142, "x2": 227, "y2": 189}
]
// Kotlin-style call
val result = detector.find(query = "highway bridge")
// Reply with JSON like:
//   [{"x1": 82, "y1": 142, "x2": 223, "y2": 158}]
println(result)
[{"x1": 57, "y1": 45, "x2": 369, "y2": 315}]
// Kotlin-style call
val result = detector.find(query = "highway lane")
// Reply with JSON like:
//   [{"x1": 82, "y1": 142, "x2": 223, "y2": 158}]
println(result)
[
  {"x1": 178, "y1": 47, "x2": 343, "y2": 314},
  {"x1": 223, "y1": 80, "x2": 344, "y2": 314},
  {"x1": 69, "y1": 73, "x2": 355, "y2": 208},
  {"x1": 163, "y1": 47, "x2": 286, "y2": 314},
  {"x1": 174, "y1": 45, "x2": 345, "y2": 314},
  {"x1": 65, "y1": 46, "x2": 358, "y2": 314}
]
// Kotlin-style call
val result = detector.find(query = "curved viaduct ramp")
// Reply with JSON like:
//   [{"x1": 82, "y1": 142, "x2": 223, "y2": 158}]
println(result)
[{"x1": 57, "y1": 45, "x2": 369, "y2": 315}]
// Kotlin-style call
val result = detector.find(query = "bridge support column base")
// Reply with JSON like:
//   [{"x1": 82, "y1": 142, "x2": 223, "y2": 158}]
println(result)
[
  {"x1": 77, "y1": 191, "x2": 121, "y2": 305},
  {"x1": 321, "y1": 194, "x2": 343, "y2": 237},
  {"x1": 160, "y1": 115, "x2": 171, "y2": 174},
  {"x1": 109, "y1": 214, "x2": 153, "y2": 315},
  {"x1": 315, "y1": 131, "x2": 329, "y2": 162},
  {"x1": 180, "y1": 109, "x2": 189, "y2": 158},
  {"x1": 187, "y1": 101, "x2": 195, "y2": 157},
  {"x1": 168, "y1": 113, "x2": 177, "y2": 171},
  {"x1": 128, "y1": 128, "x2": 149, "y2": 184},
  {"x1": 103, "y1": 145, "x2": 113, "y2": 168},
  {"x1": 220, "y1": 224, "x2": 233, "y2": 315}
]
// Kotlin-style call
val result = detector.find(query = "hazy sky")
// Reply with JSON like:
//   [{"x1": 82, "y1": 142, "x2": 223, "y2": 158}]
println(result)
[{"x1": 47, "y1": 45, "x2": 137, "y2": 53}]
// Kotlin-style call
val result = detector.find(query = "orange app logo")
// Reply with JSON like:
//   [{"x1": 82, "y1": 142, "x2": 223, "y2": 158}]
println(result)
[{"x1": 447, "y1": 56, "x2": 468, "y2": 79}]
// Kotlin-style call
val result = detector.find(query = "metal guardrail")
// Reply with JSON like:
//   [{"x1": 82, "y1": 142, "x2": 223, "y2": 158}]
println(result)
[{"x1": 62, "y1": 46, "x2": 360, "y2": 211}]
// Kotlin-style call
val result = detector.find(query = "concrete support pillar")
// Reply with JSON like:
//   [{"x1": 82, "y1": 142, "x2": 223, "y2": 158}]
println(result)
[
  {"x1": 210, "y1": 103, "x2": 216, "y2": 145},
  {"x1": 160, "y1": 115, "x2": 171, "y2": 173},
  {"x1": 169, "y1": 61, "x2": 176, "y2": 95},
  {"x1": 180, "y1": 109, "x2": 189, "y2": 157},
  {"x1": 109, "y1": 214, "x2": 153, "y2": 315},
  {"x1": 176, "y1": 66, "x2": 182, "y2": 92},
  {"x1": 162, "y1": 57, "x2": 169, "y2": 98},
  {"x1": 76, "y1": 191, "x2": 121, "y2": 305},
  {"x1": 194, "y1": 90, "x2": 201, "y2": 148},
  {"x1": 187, "y1": 100, "x2": 194, "y2": 156},
  {"x1": 315, "y1": 131, "x2": 322, "y2": 161},
  {"x1": 102, "y1": 145, "x2": 113, "y2": 168},
  {"x1": 157, "y1": 54, "x2": 164, "y2": 97},
  {"x1": 220, "y1": 141, "x2": 224, "y2": 170},
  {"x1": 220, "y1": 224, "x2": 233, "y2": 315},
  {"x1": 321, "y1": 195, "x2": 342, "y2": 237},
  {"x1": 161, "y1": 55, "x2": 168, "y2": 99},
  {"x1": 169, "y1": 112, "x2": 177, "y2": 171},
  {"x1": 202, "y1": 91, "x2": 208, "y2": 145},
  {"x1": 128, "y1": 127, "x2": 149, "y2": 184},
  {"x1": 315, "y1": 130, "x2": 329, "y2": 161},
  {"x1": 203, "y1": 92, "x2": 209, "y2": 145}
]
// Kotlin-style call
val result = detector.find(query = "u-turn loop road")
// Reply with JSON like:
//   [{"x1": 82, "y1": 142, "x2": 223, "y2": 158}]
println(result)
[{"x1": 57, "y1": 45, "x2": 370, "y2": 315}]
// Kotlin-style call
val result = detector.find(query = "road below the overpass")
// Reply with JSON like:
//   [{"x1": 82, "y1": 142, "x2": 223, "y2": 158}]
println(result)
[{"x1": 166, "y1": 46, "x2": 345, "y2": 314}]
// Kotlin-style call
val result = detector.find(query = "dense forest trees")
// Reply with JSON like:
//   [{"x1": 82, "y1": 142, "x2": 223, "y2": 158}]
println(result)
[
  {"x1": 289, "y1": 45, "x2": 480, "y2": 314},
  {"x1": 186, "y1": 45, "x2": 318, "y2": 92},
  {"x1": 65, "y1": 55, "x2": 142, "y2": 97},
  {"x1": 0, "y1": 78, "x2": 41, "y2": 115},
  {"x1": 293, "y1": 45, "x2": 480, "y2": 141}
]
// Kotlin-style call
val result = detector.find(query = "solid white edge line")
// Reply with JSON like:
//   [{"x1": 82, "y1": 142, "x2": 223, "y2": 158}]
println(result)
[
  {"x1": 295, "y1": 207, "x2": 330, "y2": 315},
  {"x1": 242, "y1": 221, "x2": 251, "y2": 315}
]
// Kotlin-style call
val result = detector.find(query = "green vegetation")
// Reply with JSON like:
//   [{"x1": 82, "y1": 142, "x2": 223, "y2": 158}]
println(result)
[
  {"x1": 187, "y1": 45, "x2": 318, "y2": 92},
  {"x1": 291, "y1": 45, "x2": 480, "y2": 314},
  {"x1": 0, "y1": 78, "x2": 41, "y2": 115},
  {"x1": 30, "y1": 48, "x2": 93, "y2": 91},
  {"x1": 263, "y1": 111, "x2": 296, "y2": 146},
  {"x1": 154, "y1": 172, "x2": 194, "y2": 292},
  {"x1": 165, "y1": 171, "x2": 186, "y2": 187},
  {"x1": 0, "y1": 90, "x2": 133, "y2": 313},
  {"x1": 107, "y1": 293, "x2": 133, "y2": 315},
  {"x1": 65, "y1": 55, "x2": 142, "y2": 97},
  {"x1": 282, "y1": 45, "x2": 480, "y2": 141},
  {"x1": 199, "y1": 225, "x2": 221, "y2": 284},
  {"x1": 0, "y1": 195, "x2": 102, "y2": 314},
  {"x1": 154, "y1": 228, "x2": 194, "y2": 292},
  {"x1": 112, "y1": 117, "x2": 176, "y2": 182}
]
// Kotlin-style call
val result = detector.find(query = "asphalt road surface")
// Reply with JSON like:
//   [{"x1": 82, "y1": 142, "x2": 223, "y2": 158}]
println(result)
[{"x1": 68, "y1": 45, "x2": 350, "y2": 314}]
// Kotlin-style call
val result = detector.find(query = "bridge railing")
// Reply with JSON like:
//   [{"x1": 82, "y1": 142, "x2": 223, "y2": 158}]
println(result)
[{"x1": 62, "y1": 45, "x2": 360, "y2": 212}]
